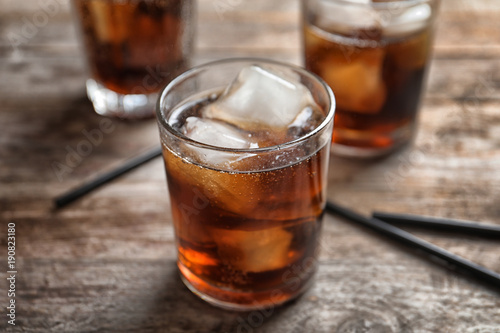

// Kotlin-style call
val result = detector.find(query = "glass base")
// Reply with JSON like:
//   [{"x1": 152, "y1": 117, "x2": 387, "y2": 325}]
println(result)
[
  {"x1": 178, "y1": 261, "x2": 313, "y2": 311},
  {"x1": 331, "y1": 122, "x2": 415, "y2": 158},
  {"x1": 86, "y1": 79, "x2": 157, "y2": 119}
]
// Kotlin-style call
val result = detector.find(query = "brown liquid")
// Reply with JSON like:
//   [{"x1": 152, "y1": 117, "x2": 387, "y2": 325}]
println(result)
[
  {"x1": 74, "y1": 0, "x2": 192, "y2": 94},
  {"x1": 304, "y1": 24, "x2": 431, "y2": 151},
  {"x1": 162, "y1": 96, "x2": 329, "y2": 308}
]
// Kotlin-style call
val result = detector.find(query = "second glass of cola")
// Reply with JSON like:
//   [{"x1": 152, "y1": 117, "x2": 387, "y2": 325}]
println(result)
[{"x1": 303, "y1": 0, "x2": 440, "y2": 157}]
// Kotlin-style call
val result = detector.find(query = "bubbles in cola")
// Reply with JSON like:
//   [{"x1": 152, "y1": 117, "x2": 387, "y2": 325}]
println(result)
[{"x1": 177, "y1": 65, "x2": 326, "y2": 167}]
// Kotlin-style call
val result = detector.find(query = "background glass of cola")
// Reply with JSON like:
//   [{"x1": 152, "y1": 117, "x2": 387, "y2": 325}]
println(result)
[
  {"x1": 156, "y1": 58, "x2": 335, "y2": 310},
  {"x1": 73, "y1": 0, "x2": 195, "y2": 119},
  {"x1": 302, "y1": 0, "x2": 440, "y2": 157}
]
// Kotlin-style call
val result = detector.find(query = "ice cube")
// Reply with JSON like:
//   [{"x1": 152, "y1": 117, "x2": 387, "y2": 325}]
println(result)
[
  {"x1": 203, "y1": 65, "x2": 318, "y2": 133},
  {"x1": 183, "y1": 117, "x2": 258, "y2": 149},
  {"x1": 181, "y1": 116, "x2": 258, "y2": 167},
  {"x1": 88, "y1": 0, "x2": 112, "y2": 42},
  {"x1": 316, "y1": 0, "x2": 381, "y2": 35},
  {"x1": 164, "y1": 143, "x2": 264, "y2": 219},
  {"x1": 319, "y1": 47, "x2": 387, "y2": 114},
  {"x1": 388, "y1": 30, "x2": 429, "y2": 70},
  {"x1": 214, "y1": 227, "x2": 293, "y2": 273},
  {"x1": 88, "y1": 0, "x2": 130, "y2": 43},
  {"x1": 382, "y1": 3, "x2": 432, "y2": 38},
  {"x1": 287, "y1": 106, "x2": 324, "y2": 139}
]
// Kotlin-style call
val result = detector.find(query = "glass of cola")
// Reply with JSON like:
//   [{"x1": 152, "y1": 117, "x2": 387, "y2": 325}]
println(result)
[
  {"x1": 303, "y1": 0, "x2": 440, "y2": 157},
  {"x1": 73, "y1": 0, "x2": 195, "y2": 119},
  {"x1": 156, "y1": 58, "x2": 336, "y2": 310}
]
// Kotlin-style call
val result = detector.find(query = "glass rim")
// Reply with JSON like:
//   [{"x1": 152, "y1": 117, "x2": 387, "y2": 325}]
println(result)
[
  {"x1": 309, "y1": 0, "x2": 438, "y2": 9},
  {"x1": 156, "y1": 57, "x2": 336, "y2": 154}
]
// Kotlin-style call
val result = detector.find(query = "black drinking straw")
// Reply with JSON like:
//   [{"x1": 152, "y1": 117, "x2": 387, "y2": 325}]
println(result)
[
  {"x1": 54, "y1": 145, "x2": 163, "y2": 208},
  {"x1": 326, "y1": 201, "x2": 500, "y2": 288},
  {"x1": 373, "y1": 211, "x2": 500, "y2": 237}
]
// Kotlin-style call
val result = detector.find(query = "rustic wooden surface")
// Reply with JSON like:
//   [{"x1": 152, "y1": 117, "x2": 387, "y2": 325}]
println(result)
[{"x1": 1, "y1": 0, "x2": 500, "y2": 332}]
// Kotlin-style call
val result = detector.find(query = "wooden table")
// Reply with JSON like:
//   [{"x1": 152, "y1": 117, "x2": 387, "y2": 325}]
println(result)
[{"x1": 1, "y1": 0, "x2": 499, "y2": 331}]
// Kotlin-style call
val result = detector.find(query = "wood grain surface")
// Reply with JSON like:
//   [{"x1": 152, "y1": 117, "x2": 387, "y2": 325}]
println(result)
[{"x1": 1, "y1": 0, "x2": 499, "y2": 332}]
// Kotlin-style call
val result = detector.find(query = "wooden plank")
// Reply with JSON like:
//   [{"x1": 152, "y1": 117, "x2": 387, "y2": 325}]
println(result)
[
  {"x1": 1, "y1": 0, "x2": 500, "y2": 331},
  {"x1": 4, "y1": 256, "x2": 499, "y2": 332}
]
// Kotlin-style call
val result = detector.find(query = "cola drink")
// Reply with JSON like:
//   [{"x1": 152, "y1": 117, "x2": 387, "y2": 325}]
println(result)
[
  {"x1": 156, "y1": 60, "x2": 335, "y2": 310},
  {"x1": 73, "y1": 0, "x2": 195, "y2": 118},
  {"x1": 303, "y1": 0, "x2": 439, "y2": 156}
]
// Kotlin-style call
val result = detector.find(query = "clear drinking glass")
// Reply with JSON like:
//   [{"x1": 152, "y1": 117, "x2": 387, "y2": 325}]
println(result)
[
  {"x1": 156, "y1": 58, "x2": 335, "y2": 310},
  {"x1": 73, "y1": 0, "x2": 195, "y2": 119},
  {"x1": 303, "y1": 0, "x2": 440, "y2": 157}
]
